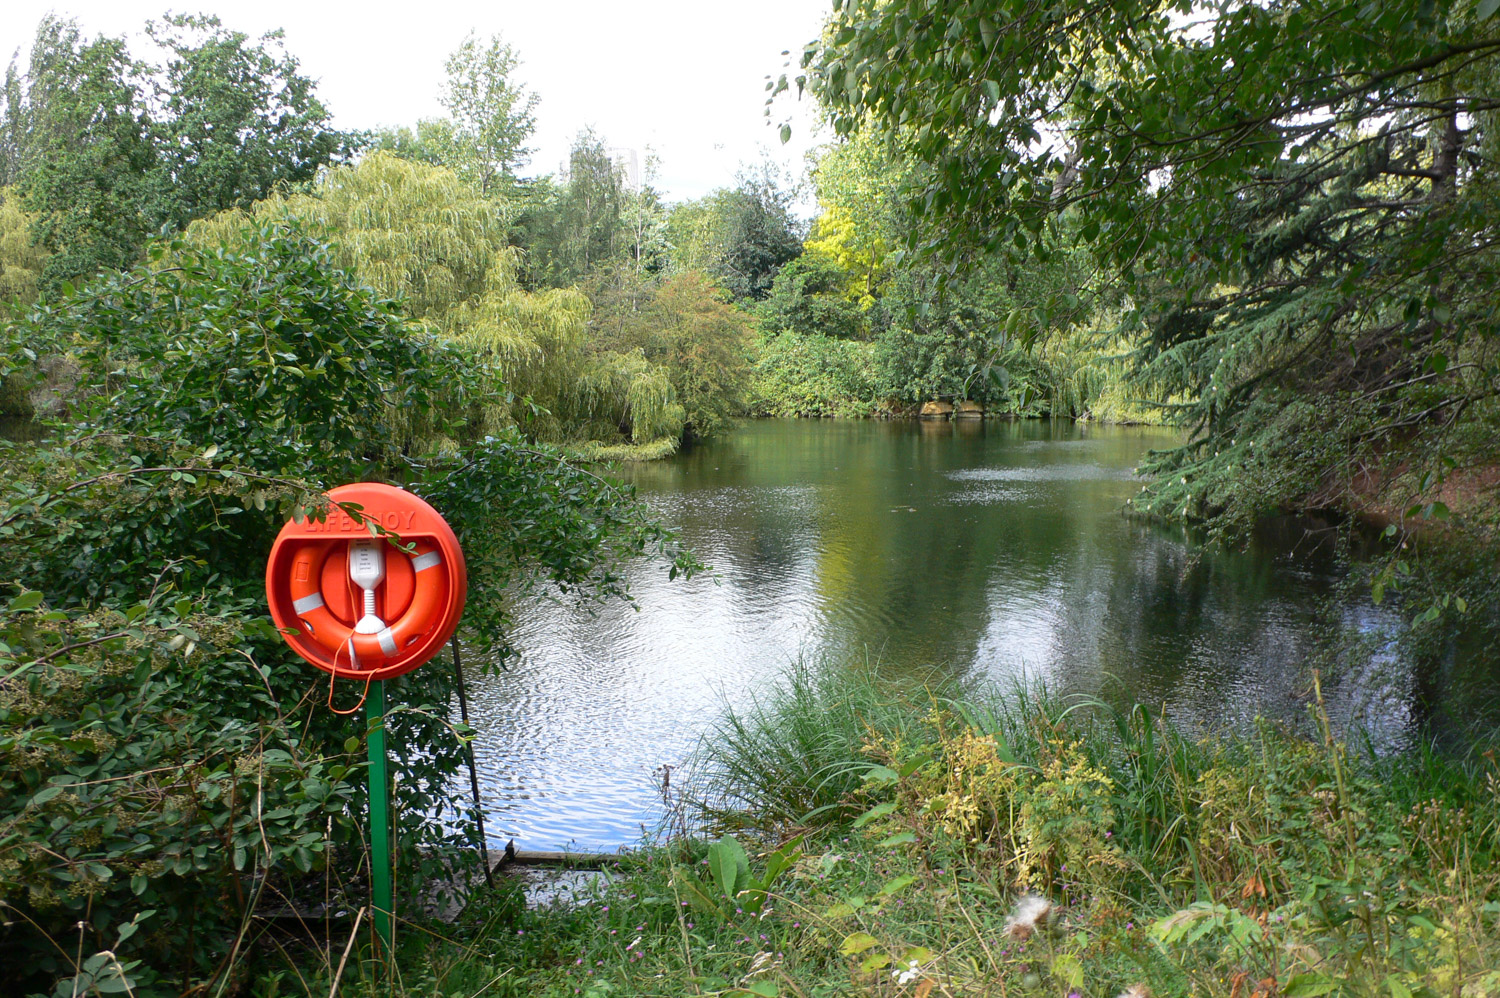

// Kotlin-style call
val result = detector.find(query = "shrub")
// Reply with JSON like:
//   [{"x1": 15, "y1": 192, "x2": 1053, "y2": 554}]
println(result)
[
  {"x1": 750, "y1": 330, "x2": 879, "y2": 417},
  {"x1": 0, "y1": 222, "x2": 694, "y2": 994}
]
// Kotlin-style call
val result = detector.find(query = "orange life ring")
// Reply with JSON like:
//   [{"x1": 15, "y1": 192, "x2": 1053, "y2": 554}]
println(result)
[
  {"x1": 285, "y1": 538, "x2": 449, "y2": 670},
  {"x1": 266, "y1": 483, "x2": 467, "y2": 682}
]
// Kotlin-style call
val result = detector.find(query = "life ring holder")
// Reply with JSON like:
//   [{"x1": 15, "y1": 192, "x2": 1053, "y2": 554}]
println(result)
[{"x1": 266, "y1": 483, "x2": 467, "y2": 686}]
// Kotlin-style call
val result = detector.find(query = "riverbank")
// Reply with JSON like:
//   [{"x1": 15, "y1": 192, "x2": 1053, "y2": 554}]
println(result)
[
  {"x1": 291, "y1": 664, "x2": 1499, "y2": 997},
  {"x1": 748, "y1": 330, "x2": 1170, "y2": 426}
]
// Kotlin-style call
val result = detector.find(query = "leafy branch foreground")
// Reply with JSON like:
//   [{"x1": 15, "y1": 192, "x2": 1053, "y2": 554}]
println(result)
[
  {"x1": 325, "y1": 666, "x2": 1497, "y2": 998},
  {"x1": 0, "y1": 222, "x2": 697, "y2": 997}
]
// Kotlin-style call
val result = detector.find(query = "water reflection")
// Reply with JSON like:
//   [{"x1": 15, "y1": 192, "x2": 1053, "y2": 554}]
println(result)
[{"x1": 467, "y1": 419, "x2": 1488, "y2": 850}]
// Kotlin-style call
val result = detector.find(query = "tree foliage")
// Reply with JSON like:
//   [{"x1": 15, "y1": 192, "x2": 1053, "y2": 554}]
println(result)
[
  {"x1": 800, "y1": 0, "x2": 1500, "y2": 539},
  {"x1": 665, "y1": 169, "x2": 803, "y2": 300},
  {"x1": 589, "y1": 268, "x2": 755, "y2": 439},
  {"x1": 437, "y1": 31, "x2": 540, "y2": 196},
  {"x1": 0, "y1": 13, "x2": 355, "y2": 290},
  {"x1": 0, "y1": 222, "x2": 694, "y2": 992},
  {"x1": 185, "y1": 153, "x2": 717, "y2": 452}
]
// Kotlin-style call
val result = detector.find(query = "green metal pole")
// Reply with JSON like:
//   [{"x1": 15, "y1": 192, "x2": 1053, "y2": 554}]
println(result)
[{"x1": 366, "y1": 679, "x2": 393, "y2": 955}]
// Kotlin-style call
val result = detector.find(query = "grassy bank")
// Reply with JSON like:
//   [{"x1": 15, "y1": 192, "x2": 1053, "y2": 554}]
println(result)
[{"x1": 273, "y1": 664, "x2": 1499, "y2": 998}]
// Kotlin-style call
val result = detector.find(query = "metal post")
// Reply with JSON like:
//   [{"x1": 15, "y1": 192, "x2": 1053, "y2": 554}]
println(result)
[
  {"x1": 452, "y1": 636, "x2": 494, "y2": 888},
  {"x1": 366, "y1": 679, "x2": 393, "y2": 954}
]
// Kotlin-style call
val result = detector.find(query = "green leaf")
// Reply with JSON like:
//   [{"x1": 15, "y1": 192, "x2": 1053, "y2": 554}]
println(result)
[
  {"x1": 860, "y1": 952, "x2": 890, "y2": 972},
  {"x1": 896, "y1": 752, "x2": 932, "y2": 778},
  {"x1": 779, "y1": 124, "x2": 792, "y2": 145},
  {"x1": 877, "y1": 874, "x2": 916, "y2": 897},
  {"x1": 708, "y1": 834, "x2": 749, "y2": 900},
  {"x1": 1480, "y1": 0, "x2": 1500, "y2": 21},
  {"x1": 736, "y1": 983, "x2": 778, "y2": 998},
  {"x1": 7, "y1": 591, "x2": 44, "y2": 611},
  {"x1": 30, "y1": 785, "x2": 66, "y2": 806},
  {"x1": 1050, "y1": 953, "x2": 1084, "y2": 988},
  {"x1": 853, "y1": 801, "x2": 898, "y2": 828},
  {"x1": 876, "y1": 831, "x2": 917, "y2": 848},
  {"x1": 839, "y1": 931, "x2": 879, "y2": 955}
]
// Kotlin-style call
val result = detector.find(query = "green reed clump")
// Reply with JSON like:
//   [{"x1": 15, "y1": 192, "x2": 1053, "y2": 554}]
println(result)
[{"x1": 681, "y1": 658, "x2": 957, "y2": 835}]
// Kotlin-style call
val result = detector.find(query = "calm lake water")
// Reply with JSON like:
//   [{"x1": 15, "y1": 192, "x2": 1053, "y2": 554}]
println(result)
[{"x1": 467, "y1": 419, "x2": 1493, "y2": 850}]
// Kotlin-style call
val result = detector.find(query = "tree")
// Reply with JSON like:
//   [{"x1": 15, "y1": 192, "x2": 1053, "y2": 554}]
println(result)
[
  {"x1": 757, "y1": 253, "x2": 864, "y2": 339},
  {"x1": 588, "y1": 267, "x2": 754, "y2": 439},
  {"x1": 438, "y1": 31, "x2": 540, "y2": 196},
  {"x1": 622, "y1": 148, "x2": 669, "y2": 278},
  {"x1": 146, "y1": 14, "x2": 355, "y2": 229},
  {"x1": 665, "y1": 168, "x2": 803, "y2": 301},
  {"x1": 183, "y1": 154, "x2": 702, "y2": 452},
  {"x1": 0, "y1": 14, "x2": 355, "y2": 290},
  {"x1": 12, "y1": 16, "x2": 158, "y2": 288},
  {"x1": 0, "y1": 187, "x2": 45, "y2": 308},
  {"x1": 0, "y1": 62, "x2": 22, "y2": 186},
  {"x1": 714, "y1": 166, "x2": 804, "y2": 300},
  {"x1": 802, "y1": 0, "x2": 1500, "y2": 539},
  {"x1": 529, "y1": 130, "x2": 627, "y2": 285}
]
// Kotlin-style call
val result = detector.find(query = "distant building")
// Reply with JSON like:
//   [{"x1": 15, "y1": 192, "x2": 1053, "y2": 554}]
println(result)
[
  {"x1": 557, "y1": 145, "x2": 640, "y2": 190},
  {"x1": 608, "y1": 147, "x2": 640, "y2": 190}
]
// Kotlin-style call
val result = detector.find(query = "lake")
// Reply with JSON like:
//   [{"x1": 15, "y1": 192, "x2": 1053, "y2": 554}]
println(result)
[{"x1": 465, "y1": 418, "x2": 1493, "y2": 850}]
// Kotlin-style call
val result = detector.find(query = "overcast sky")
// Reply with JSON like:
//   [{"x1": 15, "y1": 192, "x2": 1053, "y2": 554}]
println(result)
[{"x1": 1, "y1": 0, "x2": 833, "y2": 205}]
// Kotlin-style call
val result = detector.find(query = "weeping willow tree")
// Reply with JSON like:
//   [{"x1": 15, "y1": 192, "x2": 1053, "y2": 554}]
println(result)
[
  {"x1": 0, "y1": 187, "x2": 44, "y2": 308},
  {"x1": 184, "y1": 152, "x2": 683, "y2": 453},
  {"x1": 0, "y1": 187, "x2": 48, "y2": 415}
]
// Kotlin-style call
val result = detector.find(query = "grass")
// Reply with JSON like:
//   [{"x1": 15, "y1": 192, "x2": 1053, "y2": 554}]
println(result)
[{"x1": 247, "y1": 664, "x2": 1500, "y2": 998}]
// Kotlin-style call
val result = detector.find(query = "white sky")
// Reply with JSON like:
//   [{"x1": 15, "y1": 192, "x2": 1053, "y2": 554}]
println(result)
[{"x1": 1, "y1": 0, "x2": 833, "y2": 206}]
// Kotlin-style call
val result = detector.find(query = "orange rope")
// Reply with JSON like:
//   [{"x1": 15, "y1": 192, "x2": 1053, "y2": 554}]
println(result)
[{"x1": 326, "y1": 638, "x2": 373, "y2": 715}]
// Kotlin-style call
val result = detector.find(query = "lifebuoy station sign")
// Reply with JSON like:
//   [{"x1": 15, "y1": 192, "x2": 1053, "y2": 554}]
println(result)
[
  {"x1": 264, "y1": 482, "x2": 467, "y2": 957},
  {"x1": 266, "y1": 482, "x2": 467, "y2": 680}
]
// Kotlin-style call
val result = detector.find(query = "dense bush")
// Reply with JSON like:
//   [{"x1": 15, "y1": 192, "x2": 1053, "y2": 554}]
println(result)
[
  {"x1": 0, "y1": 222, "x2": 692, "y2": 995},
  {"x1": 750, "y1": 330, "x2": 879, "y2": 417},
  {"x1": 756, "y1": 253, "x2": 865, "y2": 341}
]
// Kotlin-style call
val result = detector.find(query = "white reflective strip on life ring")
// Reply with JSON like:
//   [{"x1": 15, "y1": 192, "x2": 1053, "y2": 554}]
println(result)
[
  {"x1": 411, "y1": 551, "x2": 443, "y2": 572},
  {"x1": 293, "y1": 592, "x2": 325, "y2": 615},
  {"x1": 377, "y1": 627, "x2": 398, "y2": 657}
]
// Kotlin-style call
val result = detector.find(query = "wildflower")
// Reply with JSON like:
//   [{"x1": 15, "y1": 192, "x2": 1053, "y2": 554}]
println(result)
[
  {"x1": 892, "y1": 959, "x2": 923, "y2": 985},
  {"x1": 1003, "y1": 893, "x2": 1055, "y2": 940},
  {"x1": 625, "y1": 936, "x2": 641, "y2": 951}
]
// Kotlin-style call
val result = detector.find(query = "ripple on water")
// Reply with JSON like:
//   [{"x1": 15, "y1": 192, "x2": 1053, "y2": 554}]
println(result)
[{"x1": 946, "y1": 464, "x2": 1137, "y2": 482}]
